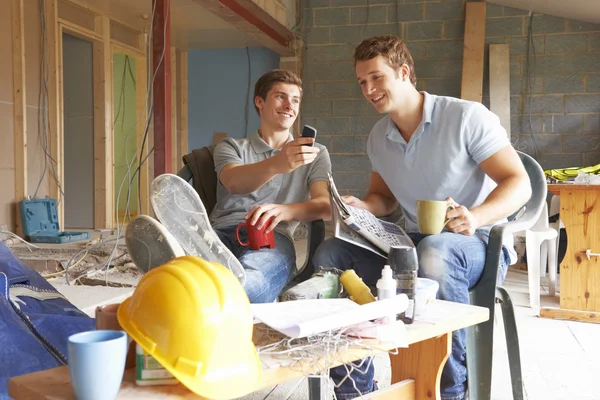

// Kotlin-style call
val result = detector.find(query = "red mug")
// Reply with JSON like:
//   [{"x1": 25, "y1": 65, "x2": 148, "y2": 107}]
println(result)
[{"x1": 236, "y1": 219, "x2": 276, "y2": 250}]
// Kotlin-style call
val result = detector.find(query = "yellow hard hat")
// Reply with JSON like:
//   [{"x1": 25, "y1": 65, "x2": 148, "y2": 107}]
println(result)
[{"x1": 117, "y1": 256, "x2": 261, "y2": 399}]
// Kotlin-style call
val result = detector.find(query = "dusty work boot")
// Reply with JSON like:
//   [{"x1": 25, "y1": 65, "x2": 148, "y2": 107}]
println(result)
[
  {"x1": 279, "y1": 267, "x2": 345, "y2": 301},
  {"x1": 151, "y1": 174, "x2": 246, "y2": 285},
  {"x1": 125, "y1": 215, "x2": 185, "y2": 273}
]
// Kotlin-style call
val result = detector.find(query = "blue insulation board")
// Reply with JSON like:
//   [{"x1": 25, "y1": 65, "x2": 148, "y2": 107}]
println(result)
[{"x1": 18, "y1": 199, "x2": 90, "y2": 244}]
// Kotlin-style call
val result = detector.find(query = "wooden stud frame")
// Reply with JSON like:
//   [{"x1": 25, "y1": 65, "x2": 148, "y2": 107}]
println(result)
[
  {"x1": 12, "y1": 0, "x2": 27, "y2": 236},
  {"x1": 40, "y1": 0, "x2": 148, "y2": 229},
  {"x1": 45, "y1": 0, "x2": 64, "y2": 227}
]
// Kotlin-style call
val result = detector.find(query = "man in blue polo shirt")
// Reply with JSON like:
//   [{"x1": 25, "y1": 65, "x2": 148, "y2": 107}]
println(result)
[{"x1": 314, "y1": 35, "x2": 531, "y2": 400}]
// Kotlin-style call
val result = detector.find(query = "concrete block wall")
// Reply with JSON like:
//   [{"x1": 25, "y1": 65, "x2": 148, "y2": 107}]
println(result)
[{"x1": 299, "y1": 0, "x2": 600, "y2": 196}]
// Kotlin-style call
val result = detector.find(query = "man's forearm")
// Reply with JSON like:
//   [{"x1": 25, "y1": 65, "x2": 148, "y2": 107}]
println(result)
[
  {"x1": 286, "y1": 198, "x2": 331, "y2": 222},
  {"x1": 470, "y1": 175, "x2": 532, "y2": 227},
  {"x1": 220, "y1": 158, "x2": 280, "y2": 195},
  {"x1": 364, "y1": 193, "x2": 398, "y2": 217}
]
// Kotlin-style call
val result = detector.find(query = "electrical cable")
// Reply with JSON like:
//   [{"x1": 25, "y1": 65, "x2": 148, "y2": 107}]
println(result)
[
  {"x1": 0, "y1": 230, "x2": 41, "y2": 250},
  {"x1": 34, "y1": 0, "x2": 65, "y2": 202}
]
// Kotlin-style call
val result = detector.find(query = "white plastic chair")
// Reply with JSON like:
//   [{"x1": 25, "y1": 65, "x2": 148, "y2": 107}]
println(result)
[{"x1": 525, "y1": 201, "x2": 558, "y2": 310}]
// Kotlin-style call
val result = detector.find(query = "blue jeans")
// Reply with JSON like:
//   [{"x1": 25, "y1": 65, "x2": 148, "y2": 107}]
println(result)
[
  {"x1": 0, "y1": 243, "x2": 94, "y2": 399},
  {"x1": 314, "y1": 232, "x2": 511, "y2": 400},
  {"x1": 215, "y1": 226, "x2": 296, "y2": 303}
]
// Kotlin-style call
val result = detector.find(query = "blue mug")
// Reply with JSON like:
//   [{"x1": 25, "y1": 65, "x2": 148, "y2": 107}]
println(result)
[{"x1": 68, "y1": 330, "x2": 128, "y2": 400}]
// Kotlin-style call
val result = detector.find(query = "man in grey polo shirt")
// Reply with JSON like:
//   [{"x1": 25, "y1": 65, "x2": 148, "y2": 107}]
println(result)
[
  {"x1": 210, "y1": 69, "x2": 331, "y2": 303},
  {"x1": 314, "y1": 36, "x2": 531, "y2": 400}
]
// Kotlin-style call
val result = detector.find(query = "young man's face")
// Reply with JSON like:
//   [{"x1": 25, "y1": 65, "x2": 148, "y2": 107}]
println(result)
[
  {"x1": 256, "y1": 82, "x2": 301, "y2": 131},
  {"x1": 355, "y1": 55, "x2": 408, "y2": 114}
]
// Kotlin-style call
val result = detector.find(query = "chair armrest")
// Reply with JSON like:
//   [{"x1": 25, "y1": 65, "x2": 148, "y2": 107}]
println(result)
[{"x1": 476, "y1": 214, "x2": 540, "y2": 306}]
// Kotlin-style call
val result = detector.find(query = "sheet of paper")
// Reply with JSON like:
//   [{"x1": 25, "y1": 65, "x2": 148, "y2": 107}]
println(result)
[
  {"x1": 346, "y1": 320, "x2": 408, "y2": 348},
  {"x1": 251, "y1": 295, "x2": 408, "y2": 339}
]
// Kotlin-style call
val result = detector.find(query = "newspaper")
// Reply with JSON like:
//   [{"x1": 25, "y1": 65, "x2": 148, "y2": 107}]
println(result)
[{"x1": 328, "y1": 174, "x2": 414, "y2": 258}]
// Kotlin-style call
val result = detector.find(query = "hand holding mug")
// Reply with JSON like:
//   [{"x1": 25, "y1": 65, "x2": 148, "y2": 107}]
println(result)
[
  {"x1": 236, "y1": 216, "x2": 276, "y2": 250},
  {"x1": 444, "y1": 197, "x2": 479, "y2": 236},
  {"x1": 416, "y1": 200, "x2": 456, "y2": 235}
]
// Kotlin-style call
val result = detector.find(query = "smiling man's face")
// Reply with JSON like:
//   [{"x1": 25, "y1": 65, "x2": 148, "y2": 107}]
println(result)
[
  {"x1": 256, "y1": 82, "x2": 301, "y2": 131},
  {"x1": 356, "y1": 55, "x2": 408, "y2": 114}
]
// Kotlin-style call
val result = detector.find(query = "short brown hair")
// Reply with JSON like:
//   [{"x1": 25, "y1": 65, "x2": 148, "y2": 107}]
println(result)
[
  {"x1": 254, "y1": 69, "x2": 303, "y2": 115},
  {"x1": 354, "y1": 35, "x2": 417, "y2": 87}
]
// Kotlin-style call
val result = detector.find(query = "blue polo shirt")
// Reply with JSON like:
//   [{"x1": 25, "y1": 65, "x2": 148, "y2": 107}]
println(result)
[{"x1": 367, "y1": 92, "x2": 515, "y2": 263}]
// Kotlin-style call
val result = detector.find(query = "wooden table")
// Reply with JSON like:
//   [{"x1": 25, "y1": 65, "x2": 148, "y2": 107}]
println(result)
[
  {"x1": 542, "y1": 184, "x2": 600, "y2": 323},
  {"x1": 9, "y1": 300, "x2": 488, "y2": 400}
]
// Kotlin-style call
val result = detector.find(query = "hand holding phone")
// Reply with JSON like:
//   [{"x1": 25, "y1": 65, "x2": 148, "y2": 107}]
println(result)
[{"x1": 301, "y1": 125, "x2": 317, "y2": 146}]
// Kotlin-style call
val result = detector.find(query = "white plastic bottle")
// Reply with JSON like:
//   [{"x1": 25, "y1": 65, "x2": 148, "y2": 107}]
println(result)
[{"x1": 377, "y1": 265, "x2": 398, "y2": 323}]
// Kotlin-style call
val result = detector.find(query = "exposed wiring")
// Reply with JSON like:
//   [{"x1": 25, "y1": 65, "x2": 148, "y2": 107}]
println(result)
[
  {"x1": 63, "y1": 237, "x2": 120, "y2": 285},
  {"x1": 0, "y1": 231, "x2": 41, "y2": 251},
  {"x1": 34, "y1": 0, "x2": 65, "y2": 202}
]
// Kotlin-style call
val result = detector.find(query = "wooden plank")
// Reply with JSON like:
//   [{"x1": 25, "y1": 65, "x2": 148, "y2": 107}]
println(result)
[
  {"x1": 489, "y1": 44, "x2": 511, "y2": 138},
  {"x1": 548, "y1": 184, "x2": 600, "y2": 194},
  {"x1": 58, "y1": 19, "x2": 102, "y2": 41},
  {"x1": 60, "y1": 0, "x2": 143, "y2": 34},
  {"x1": 45, "y1": 0, "x2": 64, "y2": 227},
  {"x1": 554, "y1": 189, "x2": 600, "y2": 312},
  {"x1": 460, "y1": 2, "x2": 486, "y2": 103},
  {"x1": 136, "y1": 50, "x2": 150, "y2": 217},
  {"x1": 110, "y1": 20, "x2": 142, "y2": 52},
  {"x1": 170, "y1": 46, "x2": 178, "y2": 173},
  {"x1": 110, "y1": 39, "x2": 144, "y2": 57},
  {"x1": 390, "y1": 334, "x2": 451, "y2": 400},
  {"x1": 364, "y1": 379, "x2": 415, "y2": 400},
  {"x1": 92, "y1": 40, "x2": 106, "y2": 228},
  {"x1": 177, "y1": 50, "x2": 188, "y2": 162},
  {"x1": 12, "y1": 0, "x2": 27, "y2": 237},
  {"x1": 152, "y1": 0, "x2": 172, "y2": 176},
  {"x1": 95, "y1": 16, "x2": 114, "y2": 229},
  {"x1": 192, "y1": 0, "x2": 294, "y2": 56},
  {"x1": 540, "y1": 307, "x2": 600, "y2": 323},
  {"x1": 57, "y1": 0, "x2": 96, "y2": 32},
  {"x1": 103, "y1": 16, "x2": 115, "y2": 229}
]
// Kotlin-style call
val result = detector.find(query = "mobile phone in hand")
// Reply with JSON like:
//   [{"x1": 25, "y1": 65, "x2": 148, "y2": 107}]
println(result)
[{"x1": 301, "y1": 125, "x2": 317, "y2": 146}]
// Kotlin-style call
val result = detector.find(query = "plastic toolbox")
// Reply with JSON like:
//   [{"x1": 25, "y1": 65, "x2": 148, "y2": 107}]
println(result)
[{"x1": 19, "y1": 198, "x2": 91, "y2": 244}]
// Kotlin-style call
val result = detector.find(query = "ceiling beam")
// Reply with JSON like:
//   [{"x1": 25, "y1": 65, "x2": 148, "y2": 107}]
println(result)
[{"x1": 192, "y1": 0, "x2": 295, "y2": 56}]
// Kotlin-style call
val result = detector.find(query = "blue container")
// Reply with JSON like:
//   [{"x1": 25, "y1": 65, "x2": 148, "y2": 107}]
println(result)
[{"x1": 19, "y1": 198, "x2": 91, "y2": 244}]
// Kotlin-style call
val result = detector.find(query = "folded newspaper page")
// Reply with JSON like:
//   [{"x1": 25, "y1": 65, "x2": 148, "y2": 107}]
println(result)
[{"x1": 328, "y1": 174, "x2": 414, "y2": 257}]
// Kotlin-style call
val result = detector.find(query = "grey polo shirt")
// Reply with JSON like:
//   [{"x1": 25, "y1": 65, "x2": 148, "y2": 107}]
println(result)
[{"x1": 209, "y1": 131, "x2": 332, "y2": 242}]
